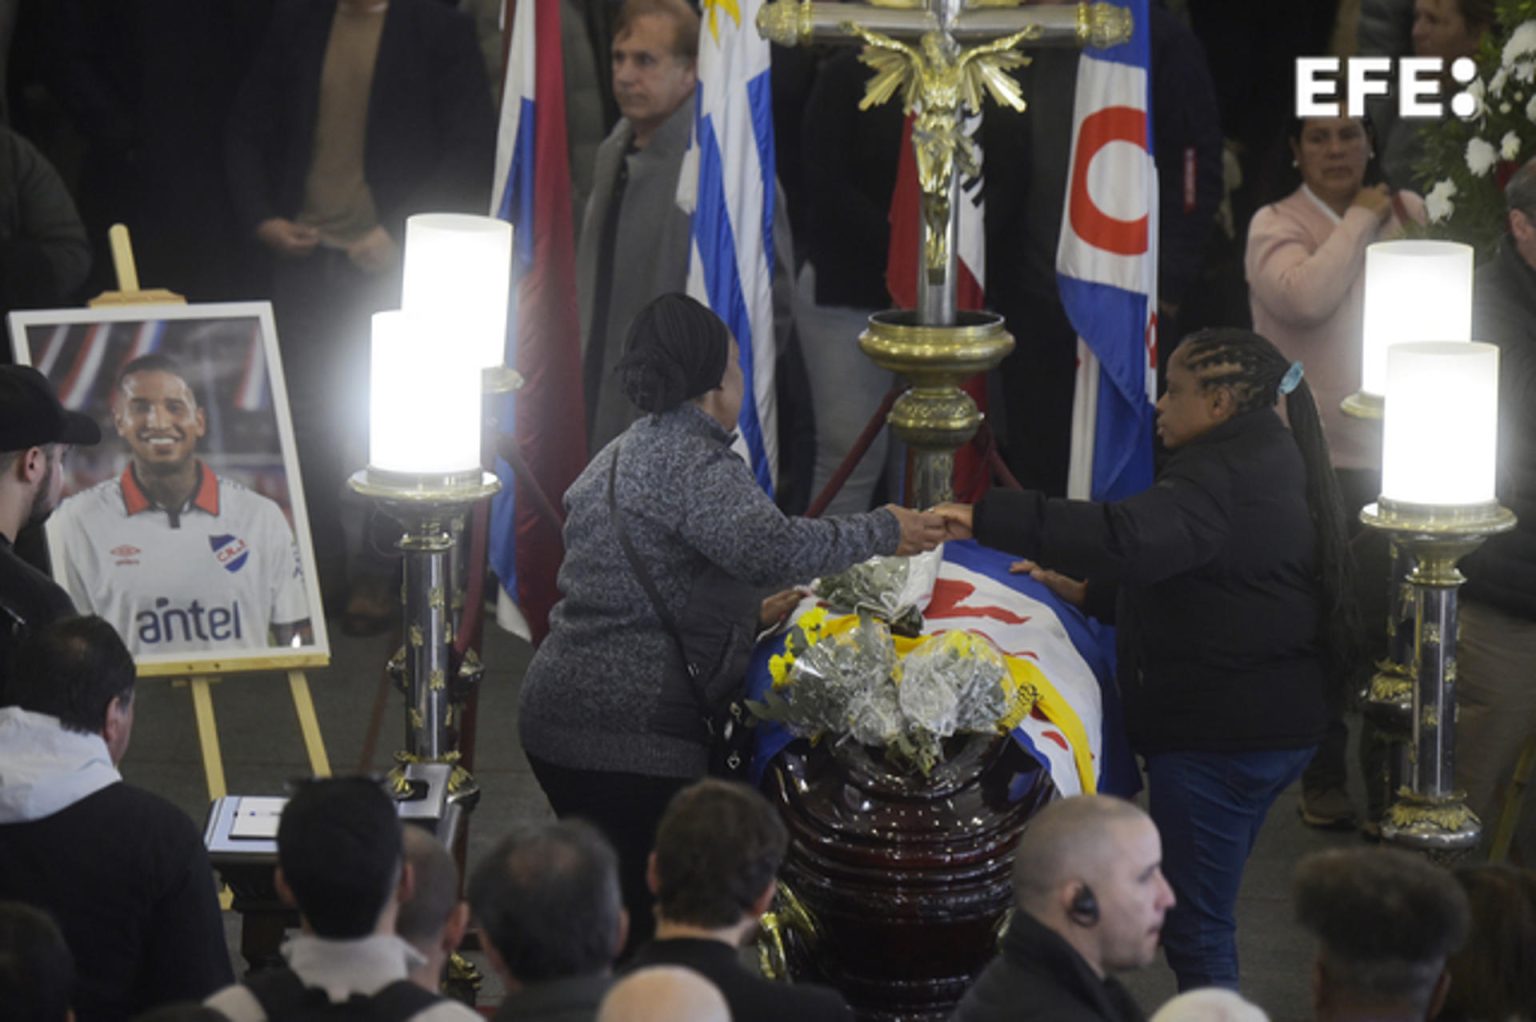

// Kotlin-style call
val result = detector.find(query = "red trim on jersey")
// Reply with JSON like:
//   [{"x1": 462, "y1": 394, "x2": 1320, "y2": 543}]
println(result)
[{"x1": 119, "y1": 461, "x2": 221, "y2": 516}]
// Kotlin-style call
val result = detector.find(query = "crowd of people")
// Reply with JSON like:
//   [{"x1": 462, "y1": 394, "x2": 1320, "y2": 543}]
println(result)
[
  {"x1": 5, "y1": 0, "x2": 1536, "y2": 1018},
  {"x1": 3, "y1": 664, "x2": 1535, "y2": 1022}
]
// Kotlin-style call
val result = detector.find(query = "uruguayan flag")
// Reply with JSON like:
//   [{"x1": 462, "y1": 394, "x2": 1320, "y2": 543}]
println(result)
[{"x1": 686, "y1": 0, "x2": 777, "y2": 492}]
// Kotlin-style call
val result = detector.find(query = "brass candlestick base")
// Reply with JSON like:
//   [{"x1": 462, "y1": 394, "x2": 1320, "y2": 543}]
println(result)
[
  {"x1": 858, "y1": 310, "x2": 1014, "y2": 507},
  {"x1": 1383, "y1": 791, "x2": 1481, "y2": 863},
  {"x1": 1361, "y1": 498, "x2": 1515, "y2": 856}
]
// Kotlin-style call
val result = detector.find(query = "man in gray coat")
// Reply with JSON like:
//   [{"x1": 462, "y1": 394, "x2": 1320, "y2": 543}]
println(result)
[
  {"x1": 576, "y1": 0, "x2": 701, "y2": 457},
  {"x1": 577, "y1": 0, "x2": 794, "y2": 463}
]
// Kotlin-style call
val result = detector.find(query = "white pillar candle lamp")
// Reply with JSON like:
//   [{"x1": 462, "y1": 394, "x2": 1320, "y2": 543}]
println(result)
[
  {"x1": 367, "y1": 310, "x2": 484, "y2": 478},
  {"x1": 352, "y1": 308, "x2": 499, "y2": 796},
  {"x1": 401, "y1": 213, "x2": 514, "y2": 375},
  {"x1": 1380, "y1": 341, "x2": 1498, "y2": 512},
  {"x1": 359, "y1": 216, "x2": 510, "y2": 792},
  {"x1": 1345, "y1": 240, "x2": 1474, "y2": 419},
  {"x1": 1362, "y1": 340, "x2": 1514, "y2": 856}
]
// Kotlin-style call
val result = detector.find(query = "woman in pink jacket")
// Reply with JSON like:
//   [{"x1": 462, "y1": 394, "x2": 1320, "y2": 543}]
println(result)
[{"x1": 1245, "y1": 115, "x2": 1425, "y2": 505}]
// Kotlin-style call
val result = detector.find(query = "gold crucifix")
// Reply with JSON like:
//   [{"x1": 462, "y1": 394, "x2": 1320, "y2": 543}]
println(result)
[
  {"x1": 852, "y1": 23, "x2": 1036, "y2": 285},
  {"x1": 757, "y1": 0, "x2": 1131, "y2": 325}
]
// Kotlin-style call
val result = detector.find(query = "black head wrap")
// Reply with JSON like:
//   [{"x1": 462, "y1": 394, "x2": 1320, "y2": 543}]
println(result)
[{"x1": 615, "y1": 293, "x2": 730, "y2": 413}]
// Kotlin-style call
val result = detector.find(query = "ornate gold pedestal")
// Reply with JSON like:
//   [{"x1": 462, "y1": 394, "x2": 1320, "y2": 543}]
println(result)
[
  {"x1": 858, "y1": 310, "x2": 1014, "y2": 507},
  {"x1": 1361, "y1": 499, "x2": 1515, "y2": 859}
]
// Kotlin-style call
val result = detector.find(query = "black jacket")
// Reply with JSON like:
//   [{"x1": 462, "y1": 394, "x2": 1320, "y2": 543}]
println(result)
[
  {"x1": 0, "y1": 534, "x2": 75, "y2": 696},
  {"x1": 225, "y1": 0, "x2": 494, "y2": 243},
  {"x1": 950, "y1": 913, "x2": 1143, "y2": 1022},
  {"x1": 1464, "y1": 239, "x2": 1536, "y2": 620},
  {"x1": 0, "y1": 781, "x2": 233, "y2": 1021},
  {"x1": 625, "y1": 937, "x2": 852, "y2": 1022},
  {"x1": 974, "y1": 408, "x2": 1329, "y2": 754}
]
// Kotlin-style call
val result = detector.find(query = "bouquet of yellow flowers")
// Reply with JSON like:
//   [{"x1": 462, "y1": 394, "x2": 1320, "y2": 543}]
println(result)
[{"x1": 751, "y1": 606, "x2": 1036, "y2": 777}]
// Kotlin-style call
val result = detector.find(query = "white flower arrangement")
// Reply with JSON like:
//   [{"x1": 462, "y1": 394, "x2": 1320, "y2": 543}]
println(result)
[
  {"x1": 756, "y1": 608, "x2": 1035, "y2": 777},
  {"x1": 1503, "y1": 20, "x2": 1536, "y2": 65},
  {"x1": 1468, "y1": 136, "x2": 1500, "y2": 175},
  {"x1": 1421, "y1": 3, "x2": 1536, "y2": 251},
  {"x1": 1467, "y1": 77, "x2": 1489, "y2": 121},
  {"x1": 1426, "y1": 178, "x2": 1460, "y2": 223}
]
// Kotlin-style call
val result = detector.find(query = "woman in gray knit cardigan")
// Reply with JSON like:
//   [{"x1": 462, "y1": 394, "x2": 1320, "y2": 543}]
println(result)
[{"x1": 518, "y1": 293, "x2": 945, "y2": 953}]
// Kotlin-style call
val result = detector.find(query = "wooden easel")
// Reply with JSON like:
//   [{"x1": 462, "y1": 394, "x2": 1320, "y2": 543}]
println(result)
[{"x1": 89, "y1": 225, "x2": 333, "y2": 802}]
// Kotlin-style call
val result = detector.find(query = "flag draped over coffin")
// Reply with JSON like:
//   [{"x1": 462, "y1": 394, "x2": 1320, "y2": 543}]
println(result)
[
  {"x1": 1059, "y1": 0, "x2": 1158, "y2": 502},
  {"x1": 489, "y1": 0, "x2": 587, "y2": 643},
  {"x1": 686, "y1": 0, "x2": 777, "y2": 492},
  {"x1": 746, "y1": 541, "x2": 1138, "y2": 798}
]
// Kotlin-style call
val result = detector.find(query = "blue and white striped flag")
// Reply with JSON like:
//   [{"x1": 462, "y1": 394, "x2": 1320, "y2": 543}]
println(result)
[{"x1": 686, "y1": 0, "x2": 777, "y2": 492}]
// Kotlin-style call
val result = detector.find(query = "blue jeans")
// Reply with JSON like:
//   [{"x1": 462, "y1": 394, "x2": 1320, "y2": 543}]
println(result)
[{"x1": 1145, "y1": 746, "x2": 1315, "y2": 991}]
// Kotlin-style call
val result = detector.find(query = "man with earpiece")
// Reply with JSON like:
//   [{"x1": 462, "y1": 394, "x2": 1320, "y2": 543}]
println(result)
[{"x1": 951, "y1": 796, "x2": 1176, "y2": 1022}]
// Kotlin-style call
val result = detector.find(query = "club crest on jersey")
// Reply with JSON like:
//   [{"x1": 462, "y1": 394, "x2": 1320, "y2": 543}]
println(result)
[{"x1": 210, "y1": 533, "x2": 250, "y2": 573}]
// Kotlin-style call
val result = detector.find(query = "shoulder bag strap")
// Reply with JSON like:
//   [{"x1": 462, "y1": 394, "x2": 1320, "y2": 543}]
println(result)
[{"x1": 607, "y1": 440, "x2": 698, "y2": 679}]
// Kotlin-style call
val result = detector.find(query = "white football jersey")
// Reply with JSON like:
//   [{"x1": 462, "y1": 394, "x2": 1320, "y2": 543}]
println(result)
[{"x1": 51, "y1": 463, "x2": 311, "y2": 655}]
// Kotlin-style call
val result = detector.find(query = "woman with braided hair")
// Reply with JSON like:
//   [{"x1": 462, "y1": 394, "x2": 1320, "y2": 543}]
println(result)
[{"x1": 937, "y1": 328, "x2": 1359, "y2": 991}]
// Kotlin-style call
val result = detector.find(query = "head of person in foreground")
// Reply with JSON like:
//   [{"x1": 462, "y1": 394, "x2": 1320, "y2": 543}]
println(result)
[
  {"x1": 469, "y1": 819, "x2": 626, "y2": 989},
  {"x1": 276, "y1": 776, "x2": 409, "y2": 940},
  {"x1": 1010, "y1": 794, "x2": 1176, "y2": 978},
  {"x1": 648, "y1": 778, "x2": 786, "y2": 944},
  {"x1": 1294, "y1": 846, "x2": 1470, "y2": 1021},
  {"x1": 596, "y1": 966, "x2": 728, "y2": 1022}
]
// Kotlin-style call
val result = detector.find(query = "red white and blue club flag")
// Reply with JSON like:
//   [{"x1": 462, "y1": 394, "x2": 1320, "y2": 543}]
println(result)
[
  {"x1": 743, "y1": 540, "x2": 1140, "y2": 799},
  {"x1": 489, "y1": 0, "x2": 587, "y2": 643},
  {"x1": 1058, "y1": 0, "x2": 1157, "y2": 502},
  {"x1": 685, "y1": 0, "x2": 777, "y2": 492}
]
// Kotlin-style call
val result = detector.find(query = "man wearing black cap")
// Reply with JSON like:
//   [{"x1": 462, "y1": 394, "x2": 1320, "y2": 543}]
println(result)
[{"x1": 0, "y1": 364, "x2": 100, "y2": 691}]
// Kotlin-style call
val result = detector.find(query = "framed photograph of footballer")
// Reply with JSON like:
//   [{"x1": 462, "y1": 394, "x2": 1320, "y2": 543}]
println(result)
[{"x1": 6, "y1": 302, "x2": 330, "y2": 677}]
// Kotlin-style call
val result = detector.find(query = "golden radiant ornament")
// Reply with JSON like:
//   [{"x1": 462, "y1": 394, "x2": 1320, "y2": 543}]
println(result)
[{"x1": 849, "y1": 23, "x2": 1038, "y2": 281}]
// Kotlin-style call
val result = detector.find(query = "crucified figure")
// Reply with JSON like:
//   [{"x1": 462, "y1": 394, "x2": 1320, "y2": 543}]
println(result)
[{"x1": 848, "y1": 22, "x2": 1040, "y2": 280}]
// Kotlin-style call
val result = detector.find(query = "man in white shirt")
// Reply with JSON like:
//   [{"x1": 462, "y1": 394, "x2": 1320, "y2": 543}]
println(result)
[
  {"x1": 50, "y1": 354, "x2": 311, "y2": 656},
  {"x1": 0, "y1": 616, "x2": 233, "y2": 1017},
  {"x1": 206, "y1": 777, "x2": 479, "y2": 1022}
]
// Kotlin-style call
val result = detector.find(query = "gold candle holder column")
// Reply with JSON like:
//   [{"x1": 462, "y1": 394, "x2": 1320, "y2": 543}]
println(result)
[
  {"x1": 1361, "y1": 500, "x2": 1514, "y2": 857},
  {"x1": 348, "y1": 469, "x2": 499, "y2": 805},
  {"x1": 858, "y1": 310, "x2": 1014, "y2": 508}
]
